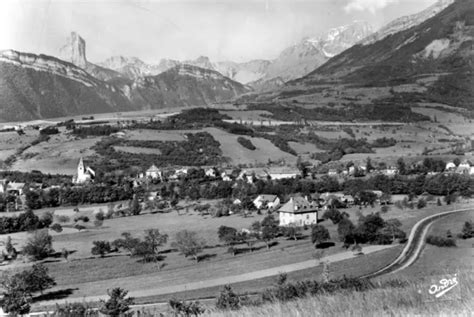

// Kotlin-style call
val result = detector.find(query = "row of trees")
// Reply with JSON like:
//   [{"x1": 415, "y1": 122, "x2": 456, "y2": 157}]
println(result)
[{"x1": 92, "y1": 228, "x2": 207, "y2": 263}]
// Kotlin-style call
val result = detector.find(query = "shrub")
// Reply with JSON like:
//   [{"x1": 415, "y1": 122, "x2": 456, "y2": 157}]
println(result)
[
  {"x1": 417, "y1": 198, "x2": 427, "y2": 209},
  {"x1": 322, "y1": 208, "x2": 343, "y2": 224},
  {"x1": 216, "y1": 285, "x2": 241, "y2": 310},
  {"x1": 74, "y1": 224, "x2": 86, "y2": 231},
  {"x1": 74, "y1": 215, "x2": 90, "y2": 223},
  {"x1": 22, "y1": 229, "x2": 53, "y2": 260},
  {"x1": 459, "y1": 221, "x2": 473, "y2": 239},
  {"x1": 50, "y1": 223, "x2": 63, "y2": 233},
  {"x1": 169, "y1": 299, "x2": 205, "y2": 316},
  {"x1": 91, "y1": 241, "x2": 112, "y2": 258},
  {"x1": 95, "y1": 211, "x2": 105, "y2": 221},
  {"x1": 237, "y1": 137, "x2": 256, "y2": 150},
  {"x1": 426, "y1": 235, "x2": 456, "y2": 247},
  {"x1": 56, "y1": 215, "x2": 70, "y2": 223}
]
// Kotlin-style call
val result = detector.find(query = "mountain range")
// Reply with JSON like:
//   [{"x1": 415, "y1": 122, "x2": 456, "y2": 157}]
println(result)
[{"x1": 0, "y1": 0, "x2": 466, "y2": 121}]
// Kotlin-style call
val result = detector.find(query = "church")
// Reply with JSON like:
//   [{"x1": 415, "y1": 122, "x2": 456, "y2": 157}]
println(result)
[{"x1": 72, "y1": 158, "x2": 95, "y2": 184}]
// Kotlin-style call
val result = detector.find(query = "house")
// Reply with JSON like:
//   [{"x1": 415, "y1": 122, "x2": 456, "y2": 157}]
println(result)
[
  {"x1": 445, "y1": 161, "x2": 456, "y2": 171},
  {"x1": 6, "y1": 182, "x2": 25, "y2": 196},
  {"x1": 145, "y1": 164, "x2": 163, "y2": 181},
  {"x1": 72, "y1": 158, "x2": 95, "y2": 184},
  {"x1": 0, "y1": 179, "x2": 7, "y2": 194},
  {"x1": 205, "y1": 167, "x2": 217, "y2": 178},
  {"x1": 341, "y1": 194, "x2": 355, "y2": 205},
  {"x1": 267, "y1": 167, "x2": 299, "y2": 180},
  {"x1": 237, "y1": 171, "x2": 254, "y2": 184},
  {"x1": 328, "y1": 169, "x2": 338, "y2": 177},
  {"x1": 278, "y1": 196, "x2": 318, "y2": 226},
  {"x1": 470, "y1": 166, "x2": 474, "y2": 176},
  {"x1": 221, "y1": 171, "x2": 232, "y2": 182},
  {"x1": 169, "y1": 168, "x2": 188, "y2": 180},
  {"x1": 233, "y1": 198, "x2": 242, "y2": 205},
  {"x1": 382, "y1": 166, "x2": 398, "y2": 176},
  {"x1": 253, "y1": 194, "x2": 280, "y2": 210},
  {"x1": 455, "y1": 160, "x2": 471, "y2": 175}
]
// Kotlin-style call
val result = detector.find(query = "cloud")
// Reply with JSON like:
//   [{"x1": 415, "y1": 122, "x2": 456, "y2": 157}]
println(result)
[{"x1": 344, "y1": 0, "x2": 399, "y2": 14}]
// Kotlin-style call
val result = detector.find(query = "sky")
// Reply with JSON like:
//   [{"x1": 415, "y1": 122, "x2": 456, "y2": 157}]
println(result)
[{"x1": 0, "y1": 0, "x2": 438, "y2": 63}]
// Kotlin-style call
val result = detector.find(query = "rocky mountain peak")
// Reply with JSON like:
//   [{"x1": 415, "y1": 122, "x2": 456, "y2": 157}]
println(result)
[{"x1": 59, "y1": 31, "x2": 87, "y2": 68}]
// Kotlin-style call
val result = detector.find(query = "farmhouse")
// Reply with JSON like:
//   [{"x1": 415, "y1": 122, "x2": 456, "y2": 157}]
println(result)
[
  {"x1": 267, "y1": 167, "x2": 300, "y2": 180},
  {"x1": 253, "y1": 194, "x2": 280, "y2": 210},
  {"x1": 5, "y1": 182, "x2": 25, "y2": 196},
  {"x1": 72, "y1": 157, "x2": 95, "y2": 184},
  {"x1": 205, "y1": 167, "x2": 217, "y2": 177},
  {"x1": 278, "y1": 196, "x2": 318, "y2": 226},
  {"x1": 145, "y1": 164, "x2": 163, "y2": 181},
  {"x1": 445, "y1": 161, "x2": 456, "y2": 171}
]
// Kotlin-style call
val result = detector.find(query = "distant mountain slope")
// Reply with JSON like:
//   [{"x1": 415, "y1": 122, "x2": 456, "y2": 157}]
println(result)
[
  {"x1": 0, "y1": 50, "x2": 251, "y2": 121},
  {"x1": 250, "y1": 21, "x2": 373, "y2": 90},
  {"x1": 293, "y1": 0, "x2": 473, "y2": 109},
  {"x1": 129, "y1": 64, "x2": 251, "y2": 108},
  {"x1": 0, "y1": 50, "x2": 131, "y2": 122},
  {"x1": 360, "y1": 0, "x2": 454, "y2": 45}
]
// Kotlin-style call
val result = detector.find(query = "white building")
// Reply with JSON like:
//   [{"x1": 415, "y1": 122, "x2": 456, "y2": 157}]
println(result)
[
  {"x1": 445, "y1": 161, "x2": 456, "y2": 171},
  {"x1": 278, "y1": 196, "x2": 318, "y2": 226},
  {"x1": 253, "y1": 194, "x2": 280, "y2": 210},
  {"x1": 145, "y1": 164, "x2": 163, "y2": 181},
  {"x1": 205, "y1": 168, "x2": 217, "y2": 178},
  {"x1": 73, "y1": 157, "x2": 95, "y2": 184}
]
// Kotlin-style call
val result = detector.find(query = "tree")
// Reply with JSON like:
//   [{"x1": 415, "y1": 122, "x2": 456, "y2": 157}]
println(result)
[
  {"x1": 61, "y1": 248, "x2": 69, "y2": 262},
  {"x1": 1, "y1": 264, "x2": 55, "y2": 315},
  {"x1": 337, "y1": 218, "x2": 355, "y2": 244},
  {"x1": 356, "y1": 213, "x2": 386, "y2": 243},
  {"x1": 417, "y1": 198, "x2": 427, "y2": 209},
  {"x1": 172, "y1": 230, "x2": 206, "y2": 263},
  {"x1": 91, "y1": 240, "x2": 112, "y2": 258},
  {"x1": 22, "y1": 229, "x2": 53, "y2": 260},
  {"x1": 311, "y1": 224, "x2": 330, "y2": 247},
  {"x1": 460, "y1": 221, "x2": 473, "y2": 239},
  {"x1": 322, "y1": 208, "x2": 343, "y2": 224},
  {"x1": 282, "y1": 223, "x2": 302, "y2": 241},
  {"x1": 383, "y1": 218, "x2": 405, "y2": 242},
  {"x1": 99, "y1": 287, "x2": 134, "y2": 317},
  {"x1": 218, "y1": 226, "x2": 240, "y2": 256},
  {"x1": 366, "y1": 157, "x2": 374, "y2": 172},
  {"x1": 259, "y1": 215, "x2": 280, "y2": 249},
  {"x1": 397, "y1": 158, "x2": 407, "y2": 175},
  {"x1": 20, "y1": 263, "x2": 55, "y2": 294},
  {"x1": 143, "y1": 229, "x2": 168, "y2": 254},
  {"x1": 129, "y1": 194, "x2": 141, "y2": 216},
  {"x1": 0, "y1": 274, "x2": 31, "y2": 316},
  {"x1": 5, "y1": 236, "x2": 16, "y2": 257},
  {"x1": 216, "y1": 285, "x2": 241, "y2": 310}
]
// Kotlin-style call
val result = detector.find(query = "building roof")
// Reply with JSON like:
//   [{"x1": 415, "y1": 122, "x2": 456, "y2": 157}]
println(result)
[
  {"x1": 278, "y1": 197, "x2": 318, "y2": 214},
  {"x1": 255, "y1": 194, "x2": 279, "y2": 203},
  {"x1": 146, "y1": 164, "x2": 160, "y2": 173}
]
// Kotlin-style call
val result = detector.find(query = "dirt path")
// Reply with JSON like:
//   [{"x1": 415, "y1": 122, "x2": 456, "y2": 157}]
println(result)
[{"x1": 36, "y1": 244, "x2": 396, "y2": 307}]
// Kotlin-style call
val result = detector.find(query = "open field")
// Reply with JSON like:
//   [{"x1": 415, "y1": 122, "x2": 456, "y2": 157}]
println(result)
[
  {"x1": 203, "y1": 127, "x2": 298, "y2": 165},
  {"x1": 3, "y1": 199, "x2": 470, "y2": 308},
  {"x1": 12, "y1": 133, "x2": 101, "y2": 175},
  {"x1": 114, "y1": 146, "x2": 162, "y2": 155}
]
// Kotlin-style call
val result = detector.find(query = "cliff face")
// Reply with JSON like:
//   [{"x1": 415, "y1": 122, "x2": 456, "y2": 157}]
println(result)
[{"x1": 59, "y1": 32, "x2": 87, "y2": 68}]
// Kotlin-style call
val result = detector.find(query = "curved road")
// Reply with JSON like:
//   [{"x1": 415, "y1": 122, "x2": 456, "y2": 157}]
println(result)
[
  {"x1": 33, "y1": 207, "x2": 473, "y2": 312},
  {"x1": 360, "y1": 207, "x2": 473, "y2": 279}
]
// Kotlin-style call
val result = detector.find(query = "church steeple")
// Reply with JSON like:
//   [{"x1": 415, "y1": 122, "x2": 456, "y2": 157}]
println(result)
[{"x1": 78, "y1": 157, "x2": 85, "y2": 175}]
